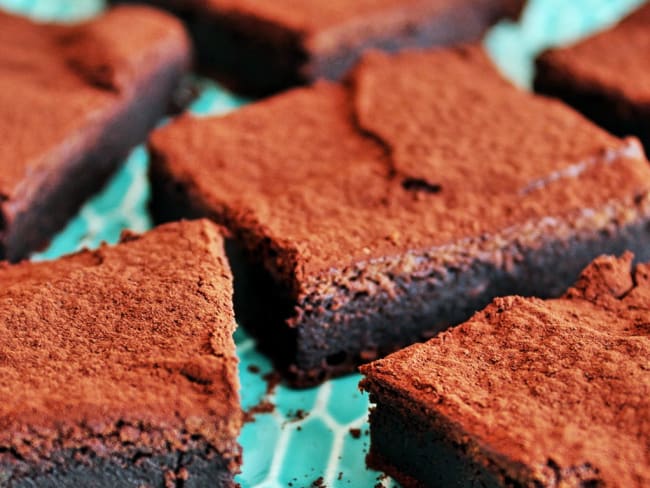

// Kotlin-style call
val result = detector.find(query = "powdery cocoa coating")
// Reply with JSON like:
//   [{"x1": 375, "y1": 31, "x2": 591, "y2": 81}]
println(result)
[
  {"x1": 536, "y1": 4, "x2": 650, "y2": 105},
  {"x1": 0, "y1": 221, "x2": 241, "y2": 478},
  {"x1": 0, "y1": 6, "x2": 189, "y2": 203},
  {"x1": 196, "y1": 0, "x2": 523, "y2": 35},
  {"x1": 361, "y1": 253, "x2": 650, "y2": 487},
  {"x1": 149, "y1": 47, "x2": 650, "y2": 287}
]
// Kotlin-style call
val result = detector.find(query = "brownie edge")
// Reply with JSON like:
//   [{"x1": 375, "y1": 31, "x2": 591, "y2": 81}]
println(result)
[
  {"x1": 0, "y1": 6, "x2": 192, "y2": 262},
  {"x1": 149, "y1": 46, "x2": 650, "y2": 387},
  {"x1": 111, "y1": 0, "x2": 524, "y2": 95},
  {"x1": 361, "y1": 253, "x2": 650, "y2": 488},
  {"x1": 534, "y1": 3, "x2": 650, "y2": 152},
  {"x1": 0, "y1": 221, "x2": 242, "y2": 487}
]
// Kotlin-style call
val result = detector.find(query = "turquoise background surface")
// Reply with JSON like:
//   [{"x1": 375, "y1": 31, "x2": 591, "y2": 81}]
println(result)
[{"x1": 0, "y1": 0, "x2": 644, "y2": 486}]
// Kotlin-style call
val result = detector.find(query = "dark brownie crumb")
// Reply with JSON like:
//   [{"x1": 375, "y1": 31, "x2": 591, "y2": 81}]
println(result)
[
  {"x1": 349, "y1": 428, "x2": 362, "y2": 439},
  {"x1": 312, "y1": 476, "x2": 325, "y2": 487},
  {"x1": 286, "y1": 409, "x2": 309, "y2": 423},
  {"x1": 243, "y1": 399, "x2": 275, "y2": 423},
  {"x1": 263, "y1": 371, "x2": 282, "y2": 395},
  {"x1": 247, "y1": 364, "x2": 261, "y2": 374}
]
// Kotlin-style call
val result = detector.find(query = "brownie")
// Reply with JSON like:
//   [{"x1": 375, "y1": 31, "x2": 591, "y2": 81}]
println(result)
[
  {"x1": 149, "y1": 46, "x2": 650, "y2": 386},
  {"x1": 360, "y1": 253, "x2": 650, "y2": 488},
  {"x1": 112, "y1": 0, "x2": 524, "y2": 95},
  {"x1": 535, "y1": 3, "x2": 650, "y2": 152},
  {"x1": 0, "y1": 6, "x2": 191, "y2": 263},
  {"x1": 0, "y1": 220, "x2": 241, "y2": 487}
]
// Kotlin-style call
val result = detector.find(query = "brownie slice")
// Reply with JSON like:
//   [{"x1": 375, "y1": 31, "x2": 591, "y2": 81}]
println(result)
[
  {"x1": 360, "y1": 253, "x2": 650, "y2": 488},
  {"x1": 535, "y1": 4, "x2": 650, "y2": 152},
  {"x1": 0, "y1": 6, "x2": 191, "y2": 263},
  {"x1": 149, "y1": 46, "x2": 650, "y2": 386},
  {"x1": 112, "y1": 0, "x2": 524, "y2": 95},
  {"x1": 0, "y1": 220, "x2": 241, "y2": 487}
]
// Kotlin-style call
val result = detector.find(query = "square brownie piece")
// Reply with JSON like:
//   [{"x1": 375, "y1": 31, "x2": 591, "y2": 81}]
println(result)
[
  {"x1": 535, "y1": 4, "x2": 650, "y2": 152},
  {"x1": 361, "y1": 253, "x2": 650, "y2": 488},
  {"x1": 149, "y1": 46, "x2": 650, "y2": 386},
  {"x1": 0, "y1": 220, "x2": 241, "y2": 486},
  {"x1": 0, "y1": 6, "x2": 191, "y2": 263},
  {"x1": 112, "y1": 0, "x2": 523, "y2": 95}
]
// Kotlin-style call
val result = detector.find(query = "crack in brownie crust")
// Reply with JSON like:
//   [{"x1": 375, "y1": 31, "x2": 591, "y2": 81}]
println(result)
[
  {"x1": 149, "y1": 46, "x2": 650, "y2": 386},
  {"x1": 0, "y1": 221, "x2": 241, "y2": 487},
  {"x1": 0, "y1": 7, "x2": 191, "y2": 262},
  {"x1": 361, "y1": 253, "x2": 650, "y2": 487}
]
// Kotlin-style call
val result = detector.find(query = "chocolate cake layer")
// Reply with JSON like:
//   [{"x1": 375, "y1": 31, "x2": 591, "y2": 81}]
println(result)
[
  {"x1": 535, "y1": 3, "x2": 650, "y2": 152},
  {"x1": 0, "y1": 220, "x2": 241, "y2": 487},
  {"x1": 149, "y1": 46, "x2": 650, "y2": 386},
  {"x1": 361, "y1": 253, "x2": 650, "y2": 488},
  {"x1": 112, "y1": 0, "x2": 523, "y2": 95},
  {"x1": 0, "y1": 6, "x2": 191, "y2": 262}
]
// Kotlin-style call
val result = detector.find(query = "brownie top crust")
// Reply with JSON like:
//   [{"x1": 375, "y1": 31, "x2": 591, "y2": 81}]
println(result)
[
  {"x1": 0, "y1": 221, "x2": 240, "y2": 472},
  {"x1": 0, "y1": 6, "x2": 189, "y2": 200},
  {"x1": 151, "y1": 46, "x2": 650, "y2": 289},
  {"x1": 197, "y1": 0, "x2": 523, "y2": 36},
  {"x1": 361, "y1": 253, "x2": 650, "y2": 487},
  {"x1": 537, "y1": 3, "x2": 650, "y2": 104}
]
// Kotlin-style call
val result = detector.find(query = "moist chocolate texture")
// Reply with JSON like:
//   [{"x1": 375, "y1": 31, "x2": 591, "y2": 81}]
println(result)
[
  {"x1": 0, "y1": 6, "x2": 191, "y2": 263},
  {"x1": 112, "y1": 0, "x2": 524, "y2": 95},
  {"x1": 361, "y1": 253, "x2": 650, "y2": 488},
  {"x1": 0, "y1": 220, "x2": 241, "y2": 487},
  {"x1": 535, "y1": 3, "x2": 650, "y2": 152},
  {"x1": 150, "y1": 46, "x2": 650, "y2": 386}
]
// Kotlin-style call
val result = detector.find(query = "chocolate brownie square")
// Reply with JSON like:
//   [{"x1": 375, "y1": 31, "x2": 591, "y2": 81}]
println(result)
[
  {"x1": 0, "y1": 220, "x2": 241, "y2": 487},
  {"x1": 112, "y1": 0, "x2": 524, "y2": 95},
  {"x1": 535, "y1": 4, "x2": 650, "y2": 152},
  {"x1": 149, "y1": 46, "x2": 650, "y2": 386},
  {"x1": 361, "y1": 253, "x2": 649, "y2": 488},
  {"x1": 0, "y1": 6, "x2": 191, "y2": 262}
]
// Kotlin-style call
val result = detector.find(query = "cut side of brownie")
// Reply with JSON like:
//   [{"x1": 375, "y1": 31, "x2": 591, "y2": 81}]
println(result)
[
  {"x1": 0, "y1": 6, "x2": 191, "y2": 263},
  {"x1": 149, "y1": 46, "x2": 650, "y2": 386},
  {"x1": 112, "y1": 0, "x2": 524, "y2": 95},
  {"x1": 360, "y1": 253, "x2": 650, "y2": 488},
  {"x1": 0, "y1": 220, "x2": 241, "y2": 487},
  {"x1": 535, "y1": 3, "x2": 650, "y2": 152}
]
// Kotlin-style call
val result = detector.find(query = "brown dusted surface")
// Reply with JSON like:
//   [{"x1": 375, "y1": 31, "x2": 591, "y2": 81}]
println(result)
[
  {"x1": 536, "y1": 3, "x2": 650, "y2": 105},
  {"x1": 149, "y1": 46, "x2": 650, "y2": 286},
  {"x1": 0, "y1": 5, "x2": 189, "y2": 200},
  {"x1": 0, "y1": 220, "x2": 241, "y2": 474},
  {"x1": 115, "y1": 0, "x2": 523, "y2": 95},
  {"x1": 183, "y1": 0, "x2": 523, "y2": 36},
  {"x1": 361, "y1": 253, "x2": 650, "y2": 487}
]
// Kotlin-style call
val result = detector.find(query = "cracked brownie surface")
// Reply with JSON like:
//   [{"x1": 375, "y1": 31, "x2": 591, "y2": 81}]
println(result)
[{"x1": 149, "y1": 46, "x2": 650, "y2": 385}]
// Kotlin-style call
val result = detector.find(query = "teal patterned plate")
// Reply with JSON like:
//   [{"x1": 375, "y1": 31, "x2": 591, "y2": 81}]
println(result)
[{"x1": 0, "y1": 0, "x2": 643, "y2": 486}]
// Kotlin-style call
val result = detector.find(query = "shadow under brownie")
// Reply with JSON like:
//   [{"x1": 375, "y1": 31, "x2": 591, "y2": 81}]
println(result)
[
  {"x1": 535, "y1": 3, "x2": 650, "y2": 153},
  {"x1": 361, "y1": 253, "x2": 650, "y2": 488},
  {"x1": 0, "y1": 220, "x2": 241, "y2": 487},
  {"x1": 149, "y1": 46, "x2": 650, "y2": 386},
  {"x1": 0, "y1": 6, "x2": 191, "y2": 263},
  {"x1": 111, "y1": 0, "x2": 524, "y2": 95}
]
